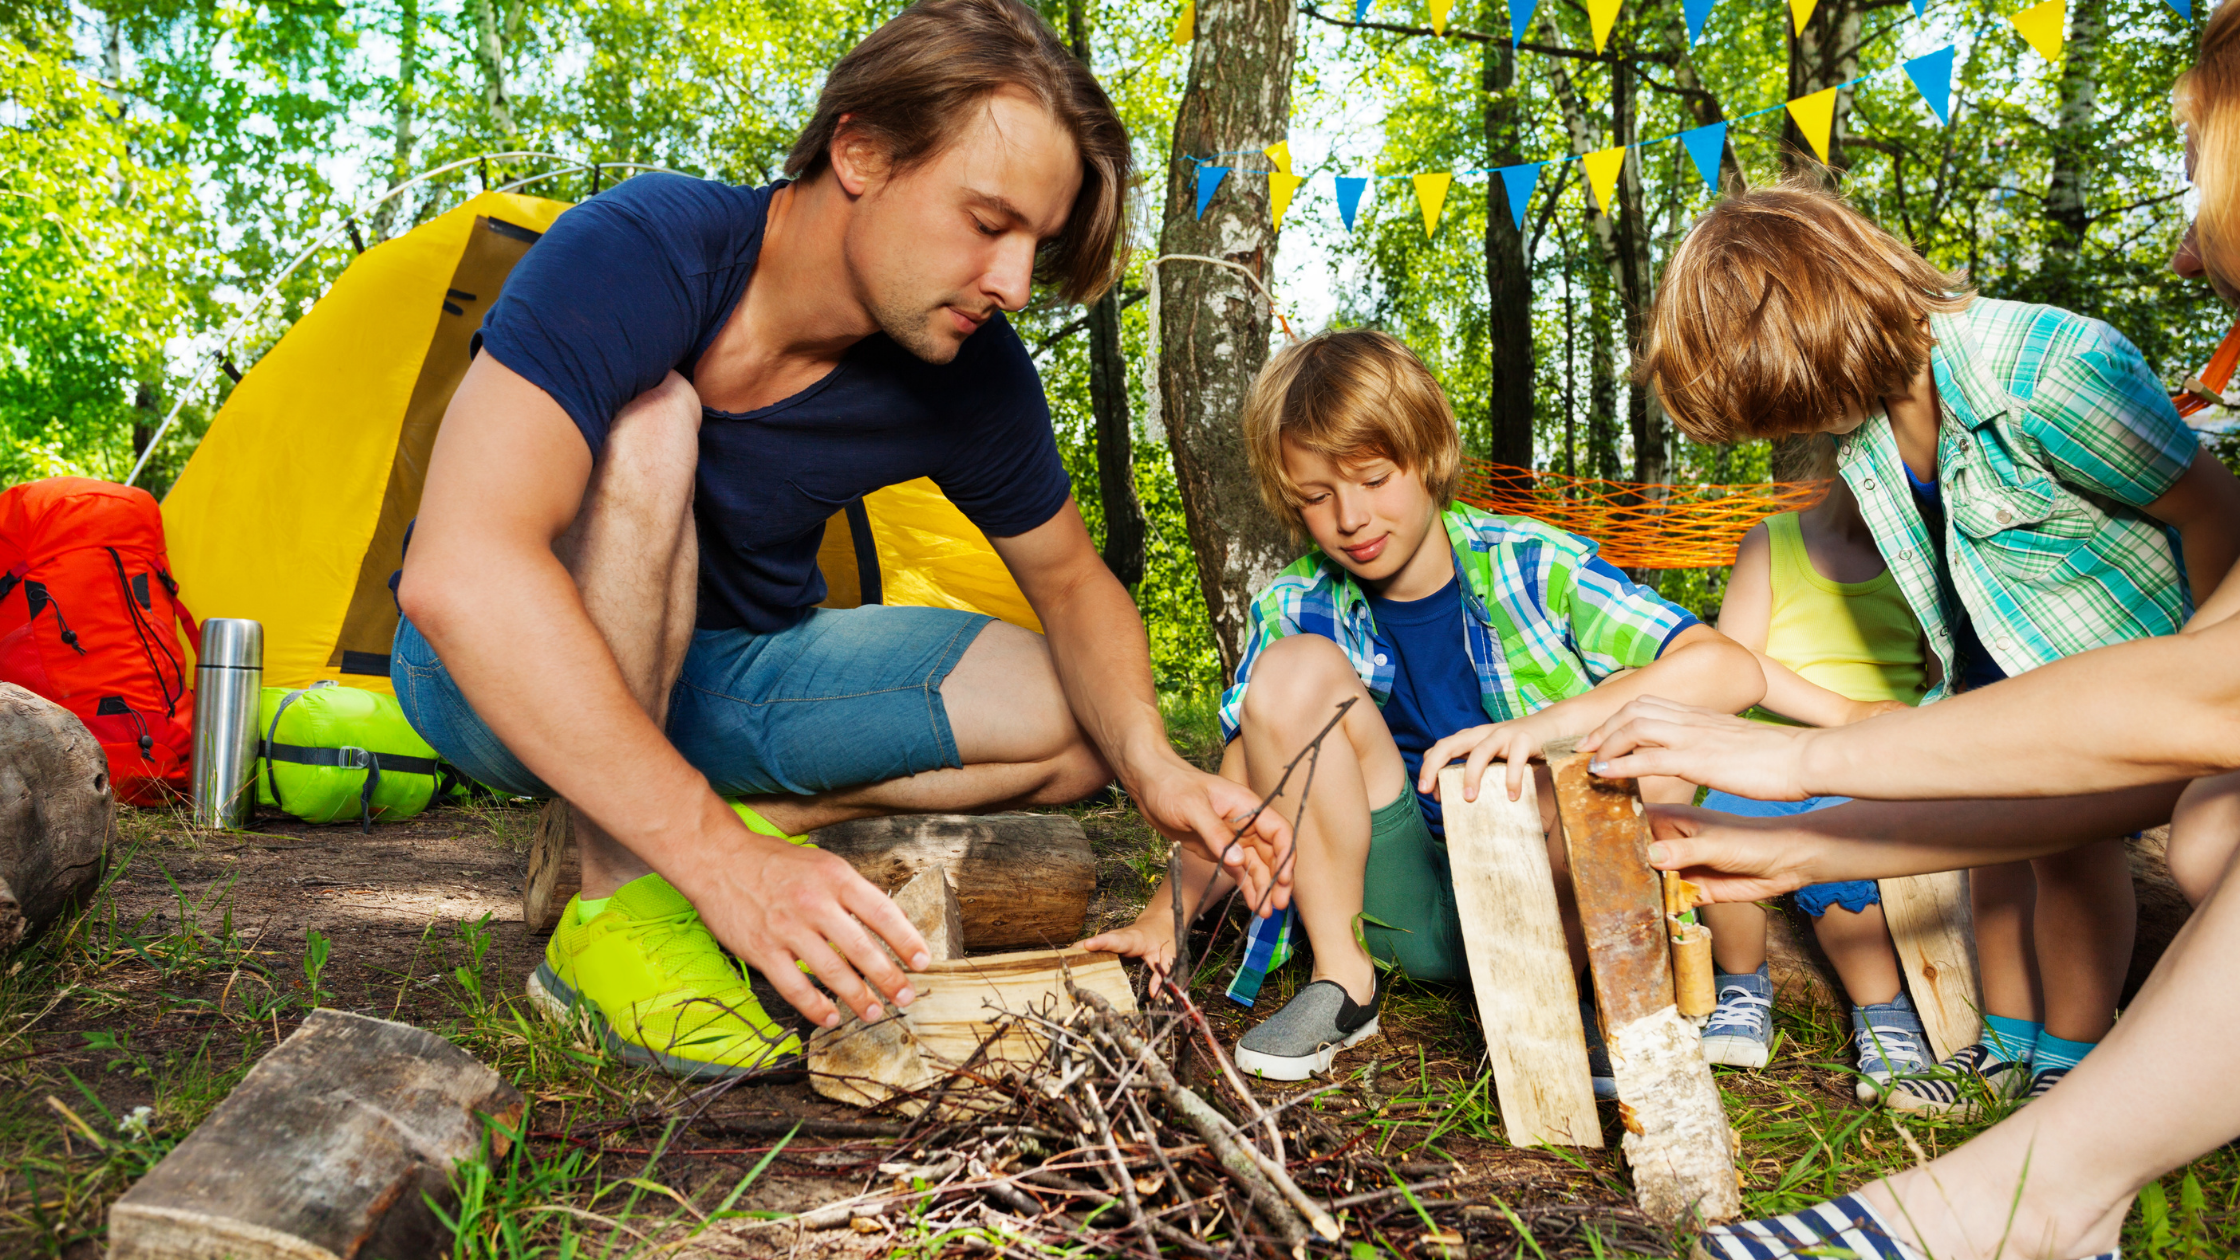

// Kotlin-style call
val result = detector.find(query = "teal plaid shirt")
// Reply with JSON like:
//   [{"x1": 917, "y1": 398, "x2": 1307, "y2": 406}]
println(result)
[{"x1": 1838, "y1": 299, "x2": 2198, "y2": 700}]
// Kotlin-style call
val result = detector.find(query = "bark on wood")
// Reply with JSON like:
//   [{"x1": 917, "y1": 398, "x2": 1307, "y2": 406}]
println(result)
[
  {"x1": 1156, "y1": 0, "x2": 1300, "y2": 675},
  {"x1": 0, "y1": 683, "x2": 111, "y2": 949},
  {"x1": 108, "y1": 1008, "x2": 524, "y2": 1260},
  {"x1": 1766, "y1": 896, "x2": 1844, "y2": 1012},
  {"x1": 1441, "y1": 765, "x2": 1601, "y2": 1148},
  {"x1": 1879, "y1": 871, "x2": 1982, "y2": 1061},
  {"x1": 2127, "y1": 825, "x2": 2188, "y2": 1005},
  {"x1": 809, "y1": 867, "x2": 961, "y2": 1112},
  {"x1": 523, "y1": 812, "x2": 1095, "y2": 950},
  {"x1": 1549, "y1": 753, "x2": 1738, "y2": 1227}
]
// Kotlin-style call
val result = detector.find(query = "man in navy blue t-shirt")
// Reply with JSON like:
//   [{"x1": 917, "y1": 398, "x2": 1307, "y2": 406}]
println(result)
[{"x1": 392, "y1": 0, "x2": 1291, "y2": 1081}]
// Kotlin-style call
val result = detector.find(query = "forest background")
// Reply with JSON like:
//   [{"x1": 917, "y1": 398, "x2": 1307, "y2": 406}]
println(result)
[{"x1": 0, "y1": 0, "x2": 2224, "y2": 693}]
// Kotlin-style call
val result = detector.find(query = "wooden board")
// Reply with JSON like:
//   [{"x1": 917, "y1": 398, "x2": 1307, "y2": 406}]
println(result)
[
  {"x1": 109, "y1": 1008, "x2": 524, "y2": 1260},
  {"x1": 900, "y1": 948, "x2": 1138, "y2": 1067},
  {"x1": 1440, "y1": 765, "x2": 1601, "y2": 1148},
  {"x1": 1550, "y1": 753, "x2": 1672, "y2": 1025},
  {"x1": 810, "y1": 867, "x2": 959, "y2": 1110},
  {"x1": 1878, "y1": 871, "x2": 1982, "y2": 1061}
]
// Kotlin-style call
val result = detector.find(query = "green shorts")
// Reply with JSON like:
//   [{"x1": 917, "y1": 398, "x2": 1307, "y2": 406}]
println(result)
[{"x1": 1361, "y1": 792, "x2": 1468, "y2": 984}]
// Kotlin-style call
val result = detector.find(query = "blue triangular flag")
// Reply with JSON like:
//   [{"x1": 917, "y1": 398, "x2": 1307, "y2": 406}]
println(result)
[
  {"x1": 1194, "y1": 166, "x2": 1229, "y2": 219},
  {"x1": 1683, "y1": 0, "x2": 1719, "y2": 43},
  {"x1": 1910, "y1": 0, "x2": 1925, "y2": 14},
  {"x1": 2164, "y1": 0, "x2": 2190, "y2": 17},
  {"x1": 1354, "y1": 0, "x2": 1372, "y2": 19},
  {"x1": 1334, "y1": 176, "x2": 1368, "y2": 230},
  {"x1": 1904, "y1": 47, "x2": 1954, "y2": 126},
  {"x1": 1509, "y1": 0, "x2": 1538, "y2": 45},
  {"x1": 1680, "y1": 122, "x2": 1726, "y2": 192},
  {"x1": 1496, "y1": 164, "x2": 1541, "y2": 231}
]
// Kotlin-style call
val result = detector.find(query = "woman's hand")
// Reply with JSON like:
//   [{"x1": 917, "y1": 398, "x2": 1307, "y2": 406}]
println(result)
[
  {"x1": 1577, "y1": 697, "x2": 1818, "y2": 801},
  {"x1": 1420, "y1": 713, "x2": 1563, "y2": 803},
  {"x1": 1645, "y1": 804, "x2": 1822, "y2": 902}
]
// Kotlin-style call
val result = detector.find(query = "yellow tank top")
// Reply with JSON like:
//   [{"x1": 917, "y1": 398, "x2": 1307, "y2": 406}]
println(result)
[{"x1": 1761, "y1": 512, "x2": 1927, "y2": 706}]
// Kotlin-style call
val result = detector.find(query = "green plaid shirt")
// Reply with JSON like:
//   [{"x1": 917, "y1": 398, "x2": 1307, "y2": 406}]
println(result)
[{"x1": 1838, "y1": 299, "x2": 2198, "y2": 700}]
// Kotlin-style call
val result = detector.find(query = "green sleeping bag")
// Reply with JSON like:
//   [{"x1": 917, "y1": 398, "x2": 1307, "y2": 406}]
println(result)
[{"x1": 257, "y1": 682, "x2": 450, "y2": 828}]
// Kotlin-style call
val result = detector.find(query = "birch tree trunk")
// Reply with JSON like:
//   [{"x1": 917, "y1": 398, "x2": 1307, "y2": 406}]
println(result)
[
  {"x1": 2044, "y1": 0, "x2": 2104, "y2": 306},
  {"x1": 471, "y1": 0, "x2": 517, "y2": 139},
  {"x1": 1482, "y1": 6, "x2": 1534, "y2": 470},
  {"x1": 370, "y1": 0, "x2": 420, "y2": 241},
  {"x1": 1156, "y1": 0, "x2": 1298, "y2": 675},
  {"x1": 1784, "y1": 0, "x2": 1862, "y2": 181},
  {"x1": 1068, "y1": 0, "x2": 1146, "y2": 587}
]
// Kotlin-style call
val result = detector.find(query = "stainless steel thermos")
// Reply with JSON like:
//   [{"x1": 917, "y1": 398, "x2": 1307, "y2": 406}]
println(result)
[{"x1": 190, "y1": 619, "x2": 263, "y2": 829}]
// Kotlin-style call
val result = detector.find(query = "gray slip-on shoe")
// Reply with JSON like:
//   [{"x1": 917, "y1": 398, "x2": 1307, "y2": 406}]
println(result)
[{"x1": 1233, "y1": 979, "x2": 1381, "y2": 1081}]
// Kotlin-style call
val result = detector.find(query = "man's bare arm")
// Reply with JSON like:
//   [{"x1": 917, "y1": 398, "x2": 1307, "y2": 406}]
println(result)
[
  {"x1": 399, "y1": 357, "x2": 925, "y2": 1025},
  {"x1": 990, "y1": 505, "x2": 1295, "y2": 911}
]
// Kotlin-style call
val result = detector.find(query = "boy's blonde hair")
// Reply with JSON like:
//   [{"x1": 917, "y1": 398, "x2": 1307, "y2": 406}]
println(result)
[
  {"x1": 2176, "y1": 0, "x2": 2240, "y2": 287},
  {"x1": 1242, "y1": 329, "x2": 1462, "y2": 535},
  {"x1": 1639, "y1": 180, "x2": 1972, "y2": 443}
]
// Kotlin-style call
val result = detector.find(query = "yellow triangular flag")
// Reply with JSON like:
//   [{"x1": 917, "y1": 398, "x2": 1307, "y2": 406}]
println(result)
[
  {"x1": 2008, "y1": 0, "x2": 2064, "y2": 62},
  {"x1": 1171, "y1": 1, "x2": 1194, "y2": 44},
  {"x1": 1586, "y1": 0, "x2": 1623, "y2": 52},
  {"x1": 1581, "y1": 147, "x2": 1625, "y2": 213},
  {"x1": 1790, "y1": 0, "x2": 1820, "y2": 31},
  {"x1": 1412, "y1": 173, "x2": 1452, "y2": 237},
  {"x1": 1429, "y1": 0, "x2": 1451, "y2": 34},
  {"x1": 1270, "y1": 172, "x2": 1304, "y2": 229},
  {"x1": 1265, "y1": 141, "x2": 1293, "y2": 175},
  {"x1": 1785, "y1": 86, "x2": 1839, "y2": 164}
]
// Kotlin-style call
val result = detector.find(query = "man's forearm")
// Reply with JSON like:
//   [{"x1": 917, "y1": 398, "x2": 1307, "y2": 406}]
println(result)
[{"x1": 1794, "y1": 615, "x2": 2240, "y2": 799}]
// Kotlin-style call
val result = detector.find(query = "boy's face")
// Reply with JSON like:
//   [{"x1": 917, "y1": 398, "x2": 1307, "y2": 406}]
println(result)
[{"x1": 1281, "y1": 438, "x2": 1443, "y2": 587}]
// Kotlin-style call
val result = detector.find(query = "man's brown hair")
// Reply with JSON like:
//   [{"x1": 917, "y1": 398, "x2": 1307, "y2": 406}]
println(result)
[
  {"x1": 1640, "y1": 181, "x2": 1971, "y2": 443},
  {"x1": 785, "y1": 0, "x2": 1131, "y2": 304},
  {"x1": 2176, "y1": 0, "x2": 2240, "y2": 286},
  {"x1": 1242, "y1": 329, "x2": 1463, "y2": 536}
]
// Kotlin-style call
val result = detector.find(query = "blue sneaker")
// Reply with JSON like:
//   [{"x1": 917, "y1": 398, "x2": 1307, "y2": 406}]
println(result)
[
  {"x1": 1851, "y1": 993, "x2": 1930, "y2": 1102},
  {"x1": 1700, "y1": 965, "x2": 1773, "y2": 1069}
]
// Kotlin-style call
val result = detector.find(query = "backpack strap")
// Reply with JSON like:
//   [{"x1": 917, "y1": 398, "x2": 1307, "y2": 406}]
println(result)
[{"x1": 262, "y1": 744, "x2": 442, "y2": 832}]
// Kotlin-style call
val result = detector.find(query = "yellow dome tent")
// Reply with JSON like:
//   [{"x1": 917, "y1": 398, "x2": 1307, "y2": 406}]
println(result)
[{"x1": 162, "y1": 185, "x2": 1038, "y2": 696}]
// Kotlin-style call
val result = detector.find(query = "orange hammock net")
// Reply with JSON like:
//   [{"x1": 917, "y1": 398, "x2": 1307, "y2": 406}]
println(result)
[{"x1": 1456, "y1": 462, "x2": 1829, "y2": 569}]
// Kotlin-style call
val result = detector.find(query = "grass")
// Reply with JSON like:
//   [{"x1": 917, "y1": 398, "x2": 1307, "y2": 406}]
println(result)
[{"x1": 2, "y1": 713, "x2": 2238, "y2": 1256}]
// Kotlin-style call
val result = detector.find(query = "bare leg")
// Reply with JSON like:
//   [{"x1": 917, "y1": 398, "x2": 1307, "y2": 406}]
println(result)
[
  {"x1": 2169, "y1": 769, "x2": 2240, "y2": 905},
  {"x1": 2032, "y1": 839, "x2": 2136, "y2": 1044},
  {"x1": 1815, "y1": 903, "x2": 1903, "y2": 1006},
  {"x1": 1971, "y1": 860, "x2": 2044, "y2": 1025},
  {"x1": 1858, "y1": 803, "x2": 2240, "y2": 1260},
  {"x1": 1702, "y1": 902, "x2": 1768, "y2": 974},
  {"x1": 1234, "y1": 635, "x2": 1408, "y2": 1005},
  {"x1": 552, "y1": 387, "x2": 702, "y2": 900},
  {"x1": 737, "y1": 619, "x2": 1114, "y2": 834}
]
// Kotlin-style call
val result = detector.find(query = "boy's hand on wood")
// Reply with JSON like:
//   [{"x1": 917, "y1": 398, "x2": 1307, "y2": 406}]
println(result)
[
  {"x1": 1643, "y1": 804, "x2": 1819, "y2": 902},
  {"x1": 1577, "y1": 697, "x2": 1815, "y2": 800},
  {"x1": 1078, "y1": 922, "x2": 1177, "y2": 979},
  {"x1": 1132, "y1": 763, "x2": 1294, "y2": 917},
  {"x1": 1419, "y1": 716, "x2": 1557, "y2": 804}
]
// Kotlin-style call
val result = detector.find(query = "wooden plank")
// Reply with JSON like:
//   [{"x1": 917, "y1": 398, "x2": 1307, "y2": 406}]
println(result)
[
  {"x1": 809, "y1": 867, "x2": 960, "y2": 1111},
  {"x1": 900, "y1": 948, "x2": 1138, "y2": 1067},
  {"x1": 1878, "y1": 871, "x2": 1982, "y2": 1062},
  {"x1": 1548, "y1": 751, "x2": 1740, "y2": 1228},
  {"x1": 1440, "y1": 765, "x2": 1601, "y2": 1148},
  {"x1": 109, "y1": 1009, "x2": 523, "y2": 1260}
]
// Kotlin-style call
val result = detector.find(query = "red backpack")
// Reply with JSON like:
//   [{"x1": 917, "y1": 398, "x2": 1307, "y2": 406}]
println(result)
[{"x1": 0, "y1": 478, "x2": 199, "y2": 805}]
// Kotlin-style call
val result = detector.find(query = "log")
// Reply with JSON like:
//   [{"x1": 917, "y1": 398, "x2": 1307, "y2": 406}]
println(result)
[
  {"x1": 1879, "y1": 871, "x2": 1982, "y2": 1061},
  {"x1": 0, "y1": 683, "x2": 110, "y2": 948},
  {"x1": 898, "y1": 947, "x2": 1137, "y2": 1068},
  {"x1": 1550, "y1": 752, "x2": 1740, "y2": 1227},
  {"x1": 522, "y1": 811, "x2": 1095, "y2": 951},
  {"x1": 1440, "y1": 765, "x2": 1601, "y2": 1148},
  {"x1": 809, "y1": 867, "x2": 959, "y2": 1111},
  {"x1": 108, "y1": 1008, "x2": 524, "y2": 1260},
  {"x1": 2127, "y1": 826, "x2": 2189, "y2": 1005}
]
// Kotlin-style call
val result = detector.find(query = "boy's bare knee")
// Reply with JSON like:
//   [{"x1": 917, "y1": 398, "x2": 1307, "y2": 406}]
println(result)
[{"x1": 1240, "y1": 635, "x2": 1359, "y2": 726}]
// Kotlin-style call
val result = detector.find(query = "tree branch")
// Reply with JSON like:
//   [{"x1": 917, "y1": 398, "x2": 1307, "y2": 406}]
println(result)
[{"x1": 1030, "y1": 288, "x2": 1147, "y2": 361}]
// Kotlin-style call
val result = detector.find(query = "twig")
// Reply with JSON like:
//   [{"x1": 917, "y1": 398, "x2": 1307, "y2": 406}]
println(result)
[
  {"x1": 1073, "y1": 1066, "x2": 1162, "y2": 1260},
  {"x1": 1161, "y1": 974, "x2": 1287, "y2": 1167}
]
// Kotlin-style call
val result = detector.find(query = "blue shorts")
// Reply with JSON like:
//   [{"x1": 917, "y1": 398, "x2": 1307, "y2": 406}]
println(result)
[
  {"x1": 391, "y1": 605, "x2": 992, "y2": 799},
  {"x1": 1697, "y1": 789, "x2": 1881, "y2": 919}
]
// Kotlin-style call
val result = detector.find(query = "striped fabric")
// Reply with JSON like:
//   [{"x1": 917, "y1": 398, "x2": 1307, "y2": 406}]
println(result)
[
  {"x1": 1697, "y1": 1191, "x2": 2120, "y2": 1260},
  {"x1": 1838, "y1": 299, "x2": 2198, "y2": 701},
  {"x1": 1219, "y1": 503, "x2": 1699, "y2": 1005}
]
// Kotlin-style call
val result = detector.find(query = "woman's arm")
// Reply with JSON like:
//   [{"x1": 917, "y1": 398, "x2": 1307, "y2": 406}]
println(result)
[{"x1": 2153, "y1": 448, "x2": 2240, "y2": 626}]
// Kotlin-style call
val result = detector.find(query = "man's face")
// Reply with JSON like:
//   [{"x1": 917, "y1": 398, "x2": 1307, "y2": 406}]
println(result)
[
  {"x1": 1281, "y1": 440, "x2": 1442, "y2": 585},
  {"x1": 2173, "y1": 134, "x2": 2240, "y2": 308},
  {"x1": 834, "y1": 88, "x2": 1083, "y2": 363}
]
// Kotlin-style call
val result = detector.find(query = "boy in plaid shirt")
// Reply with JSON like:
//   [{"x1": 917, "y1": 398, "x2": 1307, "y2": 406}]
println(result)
[
  {"x1": 1084, "y1": 330, "x2": 1765, "y2": 1081},
  {"x1": 1640, "y1": 181, "x2": 2240, "y2": 1110}
]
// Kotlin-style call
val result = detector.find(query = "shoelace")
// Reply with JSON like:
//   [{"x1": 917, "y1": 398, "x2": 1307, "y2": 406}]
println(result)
[
  {"x1": 1704, "y1": 988, "x2": 1771, "y2": 1034},
  {"x1": 621, "y1": 906, "x2": 749, "y2": 991},
  {"x1": 1859, "y1": 1023, "x2": 1928, "y2": 1071}
]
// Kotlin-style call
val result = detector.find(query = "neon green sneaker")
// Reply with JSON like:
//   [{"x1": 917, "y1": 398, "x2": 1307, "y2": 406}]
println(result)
[{"x1": 527, "y1": 872, "x2": 804, "y2": 1081}]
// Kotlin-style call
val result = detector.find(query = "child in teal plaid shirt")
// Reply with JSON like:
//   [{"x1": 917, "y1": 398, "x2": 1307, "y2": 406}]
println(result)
[{"x1": 1084, "y1": 329, "x2": 1765, "y2": 1081}]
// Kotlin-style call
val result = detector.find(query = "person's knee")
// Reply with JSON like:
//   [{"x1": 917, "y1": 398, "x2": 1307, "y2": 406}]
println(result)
[
  {"x1": 590, "y1": 372, "x2": 702, "y2": 510},
  {"x1": 2167, "y1": 821, "x2": 2238, "y2": 906},
  {"x1": 1239, "y1": 635, "x2": 1358, "y2": 728},
  {"x1": 1023, "y1": 738, "x2": 1114, "y2": 806}
]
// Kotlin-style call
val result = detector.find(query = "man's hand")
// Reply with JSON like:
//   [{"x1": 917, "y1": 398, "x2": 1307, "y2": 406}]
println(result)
[
  {"x1": 685, "y1": 827, "x2": 932, "y2": 1029},
  {"x1": 1131, "y1": 761, "x2": 1294, "y2": 916},
  {"x1": 1419, "y1": 713, "x2": 1563, "y2": 804},
  {"x1": 1644, "y1": 804, "x2": 1820, "y2": 902},
  {"x1": 1577, "y1": 697, "x2": 1817, "y2": 800}
]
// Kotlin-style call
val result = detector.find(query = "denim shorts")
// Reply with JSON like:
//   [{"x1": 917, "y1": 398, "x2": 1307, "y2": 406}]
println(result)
[
  {"x1": 391, "y1": 604, "x2": 992, "y2": 799},
  {"x1": 1698, "y1": 789, "x2": 1882, "y2": 919}
]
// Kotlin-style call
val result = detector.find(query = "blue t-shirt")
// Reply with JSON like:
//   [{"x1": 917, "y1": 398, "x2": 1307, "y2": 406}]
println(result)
[
  {"x1": 1364, "y1": 575, "x2": 1488, "y2": 841},
  {"x1": 1903, "y1": 462, "x2": 2007, "y2": 691},
  {"x1": 476, "y1": 173, "x2": 1073, "y2": 634}
]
